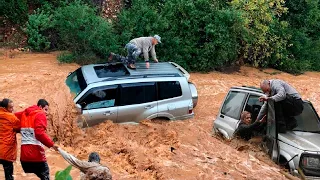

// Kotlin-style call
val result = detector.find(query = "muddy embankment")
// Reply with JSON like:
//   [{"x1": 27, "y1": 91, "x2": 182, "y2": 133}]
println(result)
[{"x1": 1, "y1": 49, "x2": 319, "y2": 179}]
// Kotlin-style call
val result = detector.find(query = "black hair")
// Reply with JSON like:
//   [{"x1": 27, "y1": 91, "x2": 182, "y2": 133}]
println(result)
[
  {"x1": 37, "y1": 99, "x2": 49, "y2": 108},
  {"x1": 0, "y1": 98, "x2": 12, "y2": 108},
  {"x1": 88, "y1": 152, "x2": 100, "y2": 163}
]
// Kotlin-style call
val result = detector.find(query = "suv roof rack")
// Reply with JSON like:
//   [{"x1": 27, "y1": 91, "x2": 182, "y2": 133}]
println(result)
[
  {"x1": 99, "y1": 73, "x2": 181, "y2": 82},
  {"x1": 82, "y1": 62, "x2": 187, "y2": 84}
]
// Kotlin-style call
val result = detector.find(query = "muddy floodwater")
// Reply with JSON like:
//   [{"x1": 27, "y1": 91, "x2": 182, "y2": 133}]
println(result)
[{"x1": 1, "y1": 49, "x2": 319, "y2": 179}]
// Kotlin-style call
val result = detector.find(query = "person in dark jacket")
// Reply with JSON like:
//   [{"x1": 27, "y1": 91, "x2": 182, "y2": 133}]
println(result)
[
  {"x1": 234, "y1": 111, "x2": 266, "y2": 140},
  {"x1": 15, "y1": 99, "x2": 58, "y2": 180}
]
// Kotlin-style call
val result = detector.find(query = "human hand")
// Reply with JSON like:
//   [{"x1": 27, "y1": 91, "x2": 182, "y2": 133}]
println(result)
[
  {"x1": 259, "y1": 96, "x2": 268, "y2": 102},
  {"x1": 52, "y1": 145, "x2": 59, "y2": 151},
  {"x1": 258, "y1": 115, "x2": 267, "y2": 123},
  {"x1": 154, "y1": 59, "x2": 159, "y2": 63},
  {"x1": 146, "y1": 62, "x2": 150, "y2": 68}
]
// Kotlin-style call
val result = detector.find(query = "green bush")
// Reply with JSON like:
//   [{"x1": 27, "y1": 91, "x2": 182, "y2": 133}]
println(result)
[
  {"x1": 57, "y1": 52, "x2": 76, "y2": 63},
  {"x1": 229, "y1": 0, "x2": 289, "y2": 67},
  {"x1": 282, "y1": 0, "x2": 320, "y2": 72},
  {"x1": 55, "y1": 165, "x2": 72, "y2": 180},
  {"x1": 25, "y1": 4, "x2": 54, "y2": 51},
  {"x1": 54, "y1": 1, "x2": 119, "y2": 63},
  {"x1": 1, "y1": 0, "x2": 28, "y2": 24}
]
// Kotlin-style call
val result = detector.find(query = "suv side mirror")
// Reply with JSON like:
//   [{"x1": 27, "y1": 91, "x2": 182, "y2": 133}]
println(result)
[{"x1": 75, "y1": 104, "x2": 82, "y2": 114}]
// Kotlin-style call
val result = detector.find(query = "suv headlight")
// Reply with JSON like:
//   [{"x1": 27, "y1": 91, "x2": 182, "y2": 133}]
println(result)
[
  {"x1": 299, "y1": 153, "x2": 320, "y2": 176},
  {"x1": 302, "y1": 156, "x2": 320, "y2": 169}
]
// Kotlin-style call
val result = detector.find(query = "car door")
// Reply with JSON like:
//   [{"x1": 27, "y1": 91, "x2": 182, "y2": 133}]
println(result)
[
  {"x1": 216, "y1": 91, "x2": 247, "y2": 138},
  {"x1": 262, "y1": 100, "x2": 280, "y2": 162},
  {"x1": 157, "y1": 81, "x2": 185, "y2": 118},
  {"x1": 117, "y1": 82, "x2": 158, "y2": 123},
  {"x1": 77, "y1": 85, "x2": 119, "y2": 127}
]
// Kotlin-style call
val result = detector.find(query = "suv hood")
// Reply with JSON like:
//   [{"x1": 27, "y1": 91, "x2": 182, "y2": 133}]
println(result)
[{"x1": 279, "y1": 131, "x2": 320, "y2": 152}]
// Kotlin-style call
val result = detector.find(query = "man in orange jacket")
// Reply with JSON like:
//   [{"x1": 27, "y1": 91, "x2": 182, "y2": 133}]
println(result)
[
  {"x1": 0, "y1": 98, "x2": 20, "y2": 180},
  {"x1": 15, "y1": 99, "x2": 58, "y2": 180}
]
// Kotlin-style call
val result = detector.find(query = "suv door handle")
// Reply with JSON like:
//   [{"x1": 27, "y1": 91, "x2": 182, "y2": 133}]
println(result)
[
  {"x1": 103, "y1": 111, "x2": 114, "y2": 116},
  {"x1": 144, "y1": 105, "x2": 154, "y2": 109}
]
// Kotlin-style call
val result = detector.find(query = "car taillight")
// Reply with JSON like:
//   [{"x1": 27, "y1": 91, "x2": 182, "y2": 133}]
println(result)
[{"x1": 188, "y1": 101, "x2": 193, "y2": 114}]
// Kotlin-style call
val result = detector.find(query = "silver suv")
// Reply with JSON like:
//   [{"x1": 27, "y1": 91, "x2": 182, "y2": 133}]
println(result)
[
  {"x1": 66, "y1": 62, "x2": 198, "y2": 126},
  {"x1": 213, "y1": 86, "x2": 320, "y2": 178}
]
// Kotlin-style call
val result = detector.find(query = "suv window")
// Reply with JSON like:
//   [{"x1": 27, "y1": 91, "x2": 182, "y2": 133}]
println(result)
[
  {"x1": 79, "y1": 85, "x2": 118, "y2": 110},
  {"x1": 120, "y1": 82, "x2": 156, "y2": 106},
  {"x1": 158, "y1": 81, "x2": 182, "y2": 100},
  {"x1": 221, "y1": 91, "x2": 246, "y2": 119},
  {"x1": 294, "y1": 103, "x2": 320, "y2": 132},
  {"x1": 244, "y1": 95, "x2": 263, "y2": 122}
]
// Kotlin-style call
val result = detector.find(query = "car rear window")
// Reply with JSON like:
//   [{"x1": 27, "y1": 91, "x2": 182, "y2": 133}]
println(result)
[{"x1": 158, "y1": 81, "x2": 182, "y2": 100}]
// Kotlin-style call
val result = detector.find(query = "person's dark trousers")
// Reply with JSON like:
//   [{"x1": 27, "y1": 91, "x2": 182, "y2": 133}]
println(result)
[
  {"x1": 0, "y1": 159, "x2": 14, "y2": 180},
  {"x1": 21, "y1": 161, "x2": 50, "y2": 180},
  {"x1": 274, "y1": 94, "x2": 303, "y2": 133}
]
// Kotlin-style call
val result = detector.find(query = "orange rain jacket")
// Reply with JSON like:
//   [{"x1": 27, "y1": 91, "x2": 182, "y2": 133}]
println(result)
[{"x1": 0, "y1": 107, "x2": 20, "y2": 161}]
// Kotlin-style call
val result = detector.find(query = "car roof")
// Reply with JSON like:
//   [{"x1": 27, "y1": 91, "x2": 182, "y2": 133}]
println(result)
[
  {"x1": 81, "y1": 62, "x2": 189, "y2": 85},
  {"x1": 230, "y1": 86, "x2": 264, "y2": 95}
]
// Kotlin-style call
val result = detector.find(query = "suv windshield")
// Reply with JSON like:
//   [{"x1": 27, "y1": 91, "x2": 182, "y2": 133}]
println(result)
[
  {"x1": 66, "y1": 68, "x2": 87, "y2": 97},
  {"x1": 293, "y1": 102, "x2": 320, "y2": 133}
]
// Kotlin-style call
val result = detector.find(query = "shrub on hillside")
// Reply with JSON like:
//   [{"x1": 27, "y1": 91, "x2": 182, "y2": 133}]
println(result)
[
  {"x1": 230, "y1": 0, "x2": 289, "y2": 68},
  {"x1": 54, "y1": 1, "x2": 119, "y2": 63},
  {"x1": 282, "y1": 0, "x2": 320, "y2": 72},
  {"x1": 1, "y1": 0, "x2": 28, "y2": 24},
  {"x1": 25, "y1": 4, "x2": 54, "y2": 51}
]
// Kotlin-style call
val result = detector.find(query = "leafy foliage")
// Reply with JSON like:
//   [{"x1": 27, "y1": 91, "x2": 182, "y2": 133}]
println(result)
[
  {"x1": 55, "y1": 165, "x2": 72, "y2": 180},
  {"x1": 1, "y1": 0, "x2": 28, "y2": 24},
  {"x1": 25, "y1": 4, "x2": 54, "y2": 51},
  {"x1": 54, "y1": 1, "x2": 118, "y2": 60},
  {"x1": 22, "y1": 0, "x2": 320, "y2": 73}
]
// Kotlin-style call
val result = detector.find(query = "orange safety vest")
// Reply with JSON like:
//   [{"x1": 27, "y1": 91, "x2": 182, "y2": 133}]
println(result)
[{"x1": 20, "y1": 110, "x2": 43, "y2": 146}]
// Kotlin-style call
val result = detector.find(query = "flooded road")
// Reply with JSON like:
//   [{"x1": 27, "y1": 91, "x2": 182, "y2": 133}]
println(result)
[{"x1": 1, "y1": 49, "x2": 318, "y2": 179}]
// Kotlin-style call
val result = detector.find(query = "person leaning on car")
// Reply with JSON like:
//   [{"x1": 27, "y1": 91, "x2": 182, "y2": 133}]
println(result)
[
  {"x1": 234, "y1": 111, "x2": 266, "y2": 140},
  {"x1": 257, "y1": 79, "x2": 303, "y2": 133}
]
